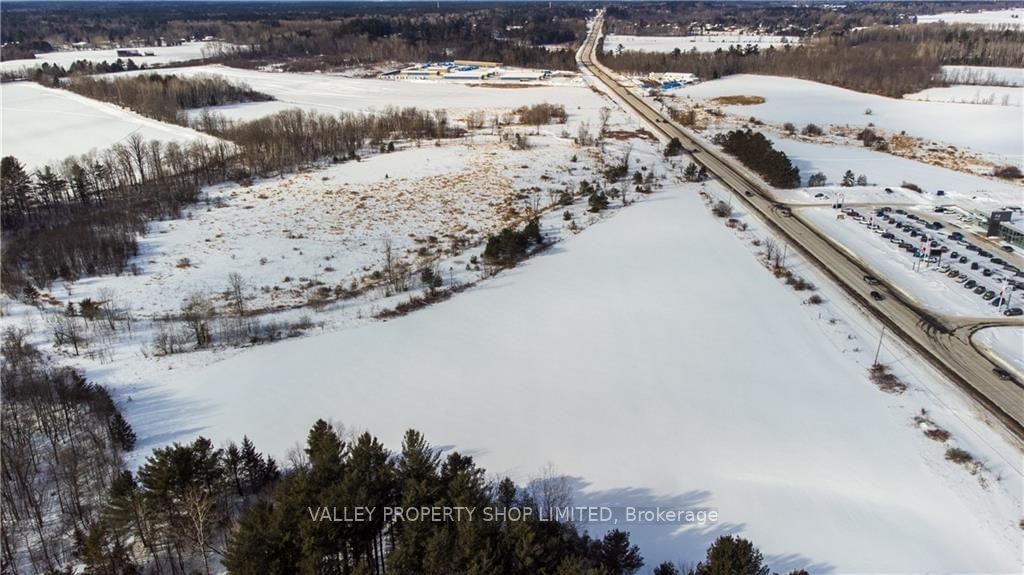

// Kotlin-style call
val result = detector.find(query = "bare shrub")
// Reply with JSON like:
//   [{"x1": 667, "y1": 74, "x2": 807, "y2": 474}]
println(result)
[{"x1": 868, "y1": 364, "x2": 907, "y2": 394}]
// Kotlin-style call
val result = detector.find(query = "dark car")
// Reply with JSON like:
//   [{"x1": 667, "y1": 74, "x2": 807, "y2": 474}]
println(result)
[
  {"x1": 993, "y1": 368, "x2": 1017, "y2": 383},
  {"x1": 934, "y1": 207, "x2": 946, "y2": 213},
  {"x1": 895, "y1": 209, "x2": 906, "y2": 214},
  {"x1": 966, "y1": 244, "x2": 979, "y2": 251},
  {"x1": 991, "y1": 257, "x2": 1006, "y2": 266},
  {"x1": 1002, "y1": 245, "x2": 1015, "y2": 253},
  {"x1": 983, "y1": 290, "x2": 996, "y2": 300},
  {"x1": 949, "y1": 232, "x2": 963, "y2": 241},
  {"x1": 744, "y1": 190, "x2": 754, "y2": 197},
  {"x1": 870, "y1": 291, "x2": 885, "y2": 301},
  {"x1": 881, "y1": 232, "x2": 895, "y2": 239},
  {"x1": 973, "y1": 286, "x2": 986, "y2": 295},
  {"x1": 979, "y1": 250, "x2": 993, "y2": 258},
  {"x1": 950, "y1": 251, "x2": 959, "y2": 258},
  {"x1": 961, "y1": 257, "x2": 970, "y2": 264},
  {"x1": 1005, "y1": 308, "x2": 1024, "y2": 317},
  {"x1": 964, "y1": 280, "x2": 977, "y2": 289},
  {"x1": 983, "y1": 268, "x2": 993, "y2": 277}
]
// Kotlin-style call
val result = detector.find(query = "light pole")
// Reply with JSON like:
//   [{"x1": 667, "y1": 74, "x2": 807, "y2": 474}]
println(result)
[{"x1": 874, "y1": 325, "x2": 887, "y2": 366}]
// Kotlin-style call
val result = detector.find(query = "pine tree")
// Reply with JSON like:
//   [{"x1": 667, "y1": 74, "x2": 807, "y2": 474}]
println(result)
[
  {"x1": 598, "y1": 530, "x2": 644, "y2": 575},
  {"x1": 107, "y1": 411, "x2": 137, "y2": 451},
  {"x1": 841, "y1": 170, "x2": 856, "y2": 187},
  {"x1": 654, "y1": 562, "x2": 681, "y2": 575},
  {"x1": 691, "y1": 535, "x2": 770, "y2": 575}
]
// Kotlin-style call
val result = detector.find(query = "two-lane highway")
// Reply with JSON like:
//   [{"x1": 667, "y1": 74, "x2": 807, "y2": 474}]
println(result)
[{"x1": 578, "y1": 13, "x2": 1024, "y2": 445}]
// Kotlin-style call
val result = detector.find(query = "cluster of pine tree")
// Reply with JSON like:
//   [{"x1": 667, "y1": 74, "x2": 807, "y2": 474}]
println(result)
[
  {"x1": 483, "y1": 219, "x2": 544, "y2": 265},
  {"x1": 712, "y1": 129, "x2": 800, "y2": 189}
]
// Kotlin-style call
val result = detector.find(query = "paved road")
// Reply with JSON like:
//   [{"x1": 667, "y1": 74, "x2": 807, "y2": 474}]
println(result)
[{"x1": 578, "y1": 14, "x2": 1024, "y2": 445}]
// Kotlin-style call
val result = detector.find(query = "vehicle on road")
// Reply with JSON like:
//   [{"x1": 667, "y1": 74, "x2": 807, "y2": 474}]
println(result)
[
  {"x1": 993, "y1": 368, "x2": 1018, "y2": 383},
  {"x1": 863, "y1": 275, "x2": 880, "y2": 285},
  {"x1": 1002, "y1": 245, "x2": 1015, "y2": 253},
  {"x1": 870, "y1": 291, "x2": 885, "y2": 301}
]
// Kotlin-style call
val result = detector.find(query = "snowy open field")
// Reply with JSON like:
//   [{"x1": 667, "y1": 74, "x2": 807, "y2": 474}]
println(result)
[
  {"x1": 677, "y1": 74, "x2": 1024, "y2": 161},
  {"x1": 105, "y1": 179, "x2": 1022, "y2": 573},
  {"x1": 604, "y1": 33, "x2": 801, "y2": 54},
  {"x1": 765, "y1": 135, "x2": 1024, "y2": 211},
  {"x1": 51, "y1": 136, "x2": 611, "y2": 318},
  {"x1": 116, "y1": 64, "x2": 611, "y2": 124},
  {"x1": 917, "y1": 7, "x2": 1024, "y2": 28},
  {"x1": 1, "y1": 81, "x2": 215, "y2": 169},
  {"x1": 905, "y1": 84, "x2": 1022, "y2": 106},
  {"x1": 0, "y1": 41, "x2": 235, "y2": 75},
  {"x1": 942, "y1": 65, "x2": 1024, "y2": 87}
]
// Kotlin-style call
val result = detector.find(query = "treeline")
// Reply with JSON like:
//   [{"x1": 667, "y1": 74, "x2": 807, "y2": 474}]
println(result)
[
  {"x1": 1, "y1": 3, "x2": 587, "y2": 72},
  {"x1": 604, "y1": 24, "x2": 1024, "y2": 97},
  {"x1": 64, "y1": 73, "x2": 273, "y2": 124},
  {"x1": 3, "y1": 404, "x2": 814, "y2": 574},
  {"x1": 712, "y1": 129, "x2": 800, "y2": 189},
  {"x1": 605, "y1": 1, "x2": 1024, "y2": 36},
  {"x1": 2, "y1": 58, "x2": 145, "y2": 83},
  {"x1": 1, "y1": 105, "x2": 463, "y2": 297},
  {"x1": 1, "y1": 328, "x2": 136, "y2": 573}
]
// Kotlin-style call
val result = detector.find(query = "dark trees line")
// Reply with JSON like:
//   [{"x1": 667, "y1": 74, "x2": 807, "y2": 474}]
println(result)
[
  {"x1": 1, "y1": 105, "x2": 461, "y2": 297},
  {"x1": 712, "y1": 129, "x2": 800, "y2": 189},
  {"x1": 65, "y1": 73, "x2": 274, "y2": 125},
  {"x1": 604, "y1": 24, "x2": 1024, "y2": 97},
  {"x1": 1, "y1": 3, "x2": 586, "y2": 72}
]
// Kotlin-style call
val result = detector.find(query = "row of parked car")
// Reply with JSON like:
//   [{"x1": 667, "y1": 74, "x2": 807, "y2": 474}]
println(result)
[{"x1": 846, "y1": 207, "x2": 1022, "y2": 316}]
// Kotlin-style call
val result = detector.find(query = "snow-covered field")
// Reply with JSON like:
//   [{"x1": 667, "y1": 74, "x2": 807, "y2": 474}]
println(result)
[
  {"x1": 0, "y1": 41, "x2": 235, "y2": 75},
  {"x1": 107, "y1": 178, "x2": 1022, "y2": 573},
  {"x1": 116, "y1": 64, "x2": 610, "y2": 124},
  {"x1": 942, "y1": 65, "x2": 1024, "y2": 87},
  {"x1": 49, "y1": 136, "x2": 610, "y2": 318},
  {"x1": 0, "y1": 82, "x2": 215, "y2": 169},
  {"x1": 917, "y1": 8, "x2": 1024, "y2": 28},
  {"x1": 766, "y1": 136, "x2": 1024, "y2": 211},
  {"x1": 905, "y1": 84, "x2": 1022, "y2": 106},
  {"x1": 677, "y1": 74, "x2": 1023, "y2": 161},
  {"x1": 604, "y1": 33, "x2": 801, "y2": 54}
]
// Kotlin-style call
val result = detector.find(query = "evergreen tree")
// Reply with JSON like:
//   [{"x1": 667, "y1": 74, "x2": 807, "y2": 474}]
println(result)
[
  {"x1": 690, "y1": 535, "x2": 771, "y2": 575},
  {"x1": 107, "y1": 411, "x2": 137, "y2": 451},
  {"x1": 841, "y1": 170, "x2": 856, "y2": 187},
  {"x1": 654, "y1": 562, "x2": 681, "y2": 575},
  {"x1": 599, "y1": 530, "x2": 644, "y2": 575}
]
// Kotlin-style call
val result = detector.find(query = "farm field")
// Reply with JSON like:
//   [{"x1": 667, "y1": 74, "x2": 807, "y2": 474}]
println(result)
[
  {"x1": 1, "y1": 81, "x2": 215, "y2": 169},
  {"x1": 117, "y1": 64, "x2": 611, "y2": 125},
  {"x1": 917, "y1": 7, "x2": 1024, "y2": 28},
  {"x1": 0, "y1": 41, "x2": 235, "y2": 74},
  {"x1": 676, "y1": 74, "x2": 1023, "y2": 161}
]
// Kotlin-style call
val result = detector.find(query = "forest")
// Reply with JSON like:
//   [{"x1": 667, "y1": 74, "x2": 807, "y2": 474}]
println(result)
[
  {"x1": 0, "y1": 2, "x2": 587, "y2": 72},
  {"x1": 604, "y1": 24, "x2": 1024, "y2": 97}
]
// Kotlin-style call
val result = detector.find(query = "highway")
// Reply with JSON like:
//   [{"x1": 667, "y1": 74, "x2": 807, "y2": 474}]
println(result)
[{"x1": 577, "y1": 14, "x2": 1024, "y2": 446}]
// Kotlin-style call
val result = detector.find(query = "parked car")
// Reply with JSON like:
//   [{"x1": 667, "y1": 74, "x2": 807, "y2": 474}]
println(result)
[
  {"x1": 881, "y1": 232, "x2": 894, "y2": 239},
  {"x1": 983, "y1": 291, "x2": 996, "y2": 300},
  {"x1": 870, "y1": 291, "x2": 885, "y2": 301},
  {"x1": 964, "y1": 280, "x2": 977, "y2": 288},
  {"x1": 947, "y1": 270, "x2": 959, "y2": 278},
  {"x1": 894, "y1": 209, "x2": 906, "y2": 214},
  {"x1": 949, "y1": 232, "x2": 963, "y2": 241},
  {"x1": 1005, "y1": 308, "x2": 1024, "y2": 317},
  {"x1": 960, "y1": 256, "x2": 969, "y2": 264},
  {"x1": 991, "y1": 257, "x2": 1006, "y2": 266},
  {"x1": 973, "y1": 286, "x2": 986, "y2": 295},
  {"x1": 950, "y1": 251, "x2": 959, "y2": 258},
  {"x1": 983, "y1": 268, "x2": 993, "y2": 277}
]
